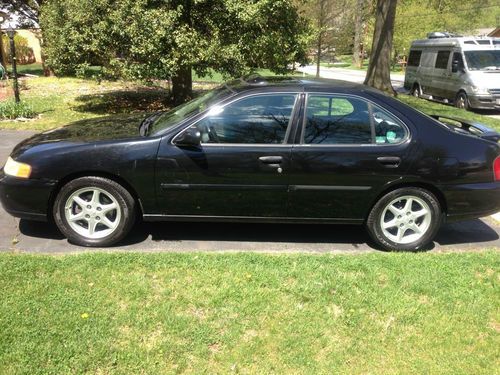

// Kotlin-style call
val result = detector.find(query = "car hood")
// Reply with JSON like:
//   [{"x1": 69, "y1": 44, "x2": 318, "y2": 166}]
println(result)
[
  {"x1": 468, "y1": 70, "x2": 500, "y2": 89},
  {"x1": 11, "y1": 112, "x2": 153, "y2": 158}
]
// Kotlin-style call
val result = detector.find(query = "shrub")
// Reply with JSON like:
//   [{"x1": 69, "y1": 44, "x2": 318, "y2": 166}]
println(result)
[{"x1": 0, "y1": 100, "x2": 37, "y2": 120}]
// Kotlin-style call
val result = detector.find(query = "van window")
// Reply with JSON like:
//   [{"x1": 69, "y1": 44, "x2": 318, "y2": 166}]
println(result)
[
  {"x1": 408, "y1": 50, "x2": 422, "y2": 67},
  {"x1": 464, "y1": 50, "x2": 500, "y2": 71},
  {"x1": 435, "y1": 51, "x2": 450, "y2": 69},
  {"x1": 452, "y1": 52, "x2": 464, "y2": 70}
]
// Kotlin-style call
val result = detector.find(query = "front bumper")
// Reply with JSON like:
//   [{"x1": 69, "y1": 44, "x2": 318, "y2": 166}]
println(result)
[
  {"x1": 441, "y1": 181, "x2": 500, "y2": 222},
  {"x1": 468, "y1": 94, "x2": 500, "y2": 110},
  {"x1": 0, "y1": 171, "x2": 56, "y2": 222}
]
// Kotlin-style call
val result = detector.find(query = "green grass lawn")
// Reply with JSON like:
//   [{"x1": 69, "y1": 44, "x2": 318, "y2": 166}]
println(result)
[
  {"x1": 0, "y1": 252, "x2": 498, "y2": 374},
  {"x1": 0, "y1": 68, "x2": 308, "y2": 131},
  {"x1": 398, "y1": 95, "x2": 500, "y2": 132},
  {"x1": 0, "y1": 77, "x2": 177, "y2": 131},
  {"x1": 4, "y1": 63, "x2": 45, "y2": 76}
]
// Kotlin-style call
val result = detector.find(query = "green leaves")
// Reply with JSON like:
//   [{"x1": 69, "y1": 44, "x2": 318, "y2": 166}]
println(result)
[{"x1": 40, "y1": 0, "x2": 309, "y2": 83}]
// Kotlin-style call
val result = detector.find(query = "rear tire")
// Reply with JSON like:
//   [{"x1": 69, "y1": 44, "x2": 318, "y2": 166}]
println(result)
[
  {"x1": 53, "y1": 176, "x2": 136, "y2": 247},
  {"x1": 366, "y1": 187, "x2": 442, "y2": 251},
  {"x1": 455, "y1": 91, "x2": 470, "y2": 110}
]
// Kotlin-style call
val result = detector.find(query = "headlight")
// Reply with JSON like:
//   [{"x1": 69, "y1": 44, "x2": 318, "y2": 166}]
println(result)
[
  {"x1": 471, "y1": 86, "x2": 490, "y2": 95},
  {"x1": 3, "y1": 157, "x2": 32, "y2": 178}
]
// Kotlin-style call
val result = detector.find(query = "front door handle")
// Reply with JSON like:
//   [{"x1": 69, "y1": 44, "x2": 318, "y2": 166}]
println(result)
[
  {"x1": 377, "y1": 156, "x2": 401, "y2": 168},
  {"x1": 259, "y1": 156, "x2": 283, "y2": 164}
]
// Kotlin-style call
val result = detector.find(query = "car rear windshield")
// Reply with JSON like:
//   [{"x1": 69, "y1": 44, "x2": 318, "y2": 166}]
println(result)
[
  {"x1": 464, "y1": 50, "x2": 500, "y2": 71},
  {"x1": 150, "y1": 86, "x2": 234, "y2": 135}
]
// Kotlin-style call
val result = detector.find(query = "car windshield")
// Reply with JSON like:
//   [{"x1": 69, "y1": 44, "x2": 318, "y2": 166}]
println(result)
[
  {"x1": 464, "y1": 50, "x2": 500, "y2": 71},
  {"x1": 149, "y1": 86, "x2": 234, "y2": 135}
]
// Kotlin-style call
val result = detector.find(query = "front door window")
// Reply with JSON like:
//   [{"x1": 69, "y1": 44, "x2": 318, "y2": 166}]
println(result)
[{"x1": 191, "y1": 94, "x2": 298, "y2": 144}]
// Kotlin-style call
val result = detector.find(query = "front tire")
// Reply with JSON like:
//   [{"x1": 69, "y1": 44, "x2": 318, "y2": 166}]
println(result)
[
  {"x1": 366, "y1": 187, "x2": 442, "y2": 251},
  {"x1": 455, "y1": 91, "x2": 470, "y2": 110},
  {"x1": 53, "y1": 176, "x2": 136, "y2": 247},
  {"x1": 411, "y1": 83, "x2": 421, "y2": 98}
]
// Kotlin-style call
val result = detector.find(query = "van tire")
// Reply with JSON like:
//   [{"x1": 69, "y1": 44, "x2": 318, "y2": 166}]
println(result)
[
  {"x1": 455, "y1": 91, "x2": 470, "y2": 110},
  {"x1": 411, "y1": 83, "x2": 421, "y2": 98}
]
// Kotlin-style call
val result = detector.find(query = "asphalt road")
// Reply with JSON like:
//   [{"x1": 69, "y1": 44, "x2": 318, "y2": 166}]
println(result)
[{"x1": 1, "y1": 130, "x2": 499, "y2": 254}]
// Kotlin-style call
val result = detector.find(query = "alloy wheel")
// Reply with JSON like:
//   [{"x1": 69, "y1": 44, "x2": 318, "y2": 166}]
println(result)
[
  {"x1": 379, "y1": 195, "x2": 432, "y2": 245},
  {"x1": 64, "y1": 187, "x2": 121, "y2": 239}
]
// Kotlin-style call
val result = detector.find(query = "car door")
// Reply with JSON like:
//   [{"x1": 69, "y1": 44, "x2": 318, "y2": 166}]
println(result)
[
  {"x1": 445, "y1": 51, "x2": 466, "y2": 100},
  {"x1": 155, "y1": 92, "x2": 299, "y2": 218},
  {"x1": 431, "y1": 50, "x2": 452, "y2": 98},
  {"x1": 288, "y1": 93, "x2": 416, "y2": 221}
]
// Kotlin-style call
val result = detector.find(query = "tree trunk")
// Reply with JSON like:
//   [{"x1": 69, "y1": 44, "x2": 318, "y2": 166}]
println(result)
[
  {"x1": 0, "y1": 31, "x2": 6, "y2": 68},
  {"x1": 315, "y1": 0, "x2": 327, "y2": 79},
  {"x1": 41, "y1": 53, "x2": 54, "y2": 77},
  {"x1": 352, "y1": 0, "x2": 365, "y2": 69},
  {"x1": 316, "y1": 31, "x2": 322, "y2": 78},
  {"x1": 363, "y1": 0, "x2": 397, "y2": 95},
  {"x1": 172, "y1": 65, "x2": 192, "y2": 105}
]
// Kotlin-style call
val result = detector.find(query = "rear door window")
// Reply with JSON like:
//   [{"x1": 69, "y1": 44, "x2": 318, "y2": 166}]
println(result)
[
  {"x1": 303, "y1": 95, "x2": 372, "y2": 145},
  {"x1": 303, "y1": 94, "x2": 408, "y2": 145}
]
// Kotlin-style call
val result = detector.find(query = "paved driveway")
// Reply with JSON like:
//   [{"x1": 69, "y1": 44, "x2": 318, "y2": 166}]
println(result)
[{"x1": 0, "y1": 130, "x2": 499, "y2": 254}]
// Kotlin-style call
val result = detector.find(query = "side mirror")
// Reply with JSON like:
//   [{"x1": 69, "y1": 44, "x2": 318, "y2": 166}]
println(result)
[{"x1": 174, "y1": 127, "x2": 201, "y2": 147}]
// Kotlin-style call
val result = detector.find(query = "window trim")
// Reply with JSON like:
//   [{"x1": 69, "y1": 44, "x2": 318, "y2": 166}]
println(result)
[
  {"x1": 171, "y1": 92, "x2": 300, "y2": 147},
  {"x1": 299, "y1": 93, "x2": 411, "y2": 147},
  {"x1": 435, "y1": 50, "x2": 451, "y2": 70},
  {"x1": 407, "y1": 50, "x2": 422, "y2": 67}
]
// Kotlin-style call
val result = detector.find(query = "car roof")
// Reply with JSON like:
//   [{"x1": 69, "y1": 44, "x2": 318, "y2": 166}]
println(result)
[{"x1": 224, "y1": 75, "x2": 379, "y2": 95}]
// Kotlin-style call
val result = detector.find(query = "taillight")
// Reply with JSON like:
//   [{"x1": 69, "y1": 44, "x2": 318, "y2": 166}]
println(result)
[{"x1": 494, "y1": 156, "x2": 500, "y2": 181}]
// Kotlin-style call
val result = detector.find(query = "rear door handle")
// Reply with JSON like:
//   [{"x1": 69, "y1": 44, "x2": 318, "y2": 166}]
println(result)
[
  {"x1": 259, "y1": 156, "x2": 283, "y2": 164},
  {"x1": 377, "y1": 156, "x2": 401, "y2": 168}
]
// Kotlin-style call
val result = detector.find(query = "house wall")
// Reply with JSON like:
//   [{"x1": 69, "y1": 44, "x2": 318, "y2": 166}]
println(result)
[{"x1": 1, "y1": 28, "x2": 42, "y2": 66}]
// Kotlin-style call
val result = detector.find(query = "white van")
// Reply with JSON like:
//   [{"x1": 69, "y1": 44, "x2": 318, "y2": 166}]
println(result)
[{"x1": 404, "y1": 33, "x2": 500, "y2": 110}]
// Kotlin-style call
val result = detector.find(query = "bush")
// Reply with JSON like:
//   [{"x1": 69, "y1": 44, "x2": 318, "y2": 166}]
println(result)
[{"x1": 0, "y1": 100, "x2": 37, "y2": 120}]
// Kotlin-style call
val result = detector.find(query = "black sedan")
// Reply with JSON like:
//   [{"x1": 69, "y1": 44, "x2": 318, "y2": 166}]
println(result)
[{"x1": 1, "y1": 77, "x2": 499, "y2": 251}]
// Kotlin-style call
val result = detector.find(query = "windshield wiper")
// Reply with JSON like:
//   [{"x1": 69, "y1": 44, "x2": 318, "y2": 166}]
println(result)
[{"x1": 139, "y1": 112, "x2": 162, "y2": 136}]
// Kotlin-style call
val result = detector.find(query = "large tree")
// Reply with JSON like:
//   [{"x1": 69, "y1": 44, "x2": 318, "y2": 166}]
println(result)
[
  {"x1": 297, "y1": 0, "x2": 350, "y2": 78},
  {"x1": 364, "y1": 0, "x2": 397, "y2": 95},
  {"x1": 41, "y1": 0, "x2": 309, "y2": 103},
  {"x1": 393, "y1": 0, "x2": 499, "y2": 55},
  {"x1": 0, "y1": 0, "x2": 43, "y2": 26},
  {"x1": 352, "y1": 0, "x2": 371, "y2": 69}
]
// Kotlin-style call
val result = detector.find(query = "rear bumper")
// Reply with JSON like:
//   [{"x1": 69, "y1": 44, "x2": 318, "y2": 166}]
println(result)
[
  {"x1": 468, "y1": 94, "x2": 500, "y2": 111},
  {"x1": 441, "y1": 181, "x2": 500, "y2": 222},
  {"x1": 0, "y1": 171, "x2": 56, "y2": 222}
]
